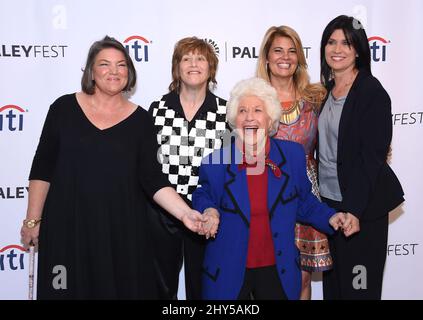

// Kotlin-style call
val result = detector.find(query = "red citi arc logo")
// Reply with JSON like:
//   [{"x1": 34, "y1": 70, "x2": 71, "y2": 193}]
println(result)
[
  {"x1": 123, "y1": 35, "x2": 151, "y2": 62},
  {"x1": 0, "y1": 245, "x2": 26, "y2": 271},
  {"x1": 368, "y1": 36, "x2": 390, "y2": 62},
  {"x1": 0, "y1": 105, "x2": 26, "y2": 131}
]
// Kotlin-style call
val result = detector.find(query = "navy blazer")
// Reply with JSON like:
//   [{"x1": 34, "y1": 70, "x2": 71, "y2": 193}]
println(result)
[
  {"x1": 318, "y1": 69, "x2": 404, "y2": 220},
  {"x1": 192, "y1": 138, "x2": 336, "y2": 300}
]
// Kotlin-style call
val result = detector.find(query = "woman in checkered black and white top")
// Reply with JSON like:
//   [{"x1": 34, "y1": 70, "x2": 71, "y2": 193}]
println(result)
[{"x1": 147, "y1": 37, "x2": 228, "y2": 300}]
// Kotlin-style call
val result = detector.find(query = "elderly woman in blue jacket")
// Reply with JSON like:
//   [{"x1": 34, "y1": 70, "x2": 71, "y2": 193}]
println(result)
[{"x1": 192, "y1": 77, "x2": 346, "y2": 300}]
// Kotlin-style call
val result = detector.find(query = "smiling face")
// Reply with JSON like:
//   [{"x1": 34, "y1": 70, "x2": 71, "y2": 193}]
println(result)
[
  {"x1": 235, "y1": 95, "x2": 272, "y2": 153},
  {"x1": 325, "y1": 29, "x2": 357, "y2": 73},
  {"x1": 92, "y1": 48, "x2": 129, "y2": 95},
  {"x1": 178, "y1": 50, "x2": 210, "y2": 91},
  {"x1": 267, "y1": 36, "x2": 298, "y2": 81}
]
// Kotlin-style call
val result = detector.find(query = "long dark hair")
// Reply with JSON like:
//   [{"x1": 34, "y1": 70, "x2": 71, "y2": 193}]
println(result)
[
  {"x1": 81, "y1": 36, "x2": 136, "y2": 94},
  {"x1": 320, "y1": 15, "x2": 371, "y2": 86}
]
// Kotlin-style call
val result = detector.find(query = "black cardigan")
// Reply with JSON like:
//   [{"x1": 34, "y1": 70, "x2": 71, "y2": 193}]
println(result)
[{"x1": 318, "y1": 69, "x2": 404, "y2": 220}]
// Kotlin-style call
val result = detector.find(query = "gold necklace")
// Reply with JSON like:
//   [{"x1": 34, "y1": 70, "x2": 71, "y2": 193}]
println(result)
[{"x1": 280, "y1": 100, "x2": 301, "y2": 125}]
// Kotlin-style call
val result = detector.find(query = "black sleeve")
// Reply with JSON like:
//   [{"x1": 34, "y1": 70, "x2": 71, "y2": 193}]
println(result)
[
  {"x1": 138, "y1": 110, "x2": 171, "y2": 198},
  {"x1": 342, "y1": 82, "x2": 392, "y2": 217},
  {"x1": 147, "y1": 100, "x2": 159, "y2": 116},
  {"x1": 28, "y1": 103, "x2": 60, "y2": 182}
]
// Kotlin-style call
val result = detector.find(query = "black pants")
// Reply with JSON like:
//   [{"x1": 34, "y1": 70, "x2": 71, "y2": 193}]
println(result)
[
  {"x1": 147, "y1": 200, "x2": 205, "y2": 300},
  {"x1": 237, "y1": 265, "x2": 288, "y2": 300},
  {"x1": 322, "y1": 197, "x2": 389, "y2": 300}
]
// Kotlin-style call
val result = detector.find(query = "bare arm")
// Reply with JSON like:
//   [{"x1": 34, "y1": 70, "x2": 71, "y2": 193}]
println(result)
[
  {"x1": 20, "y1": 180, "x2": 50, "y2": 247},
  {"x1": 153, "y1": 187, "x2": 205, "y2": 233}
]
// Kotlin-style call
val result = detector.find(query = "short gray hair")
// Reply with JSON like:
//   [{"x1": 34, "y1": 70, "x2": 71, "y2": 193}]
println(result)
[{"x1": 226, "y1": 77, "x2": 281, "y2": 136}]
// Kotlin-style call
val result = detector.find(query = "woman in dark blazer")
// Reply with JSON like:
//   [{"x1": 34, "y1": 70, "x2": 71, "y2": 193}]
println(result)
[
  {"x1": 192, "y1": 77, "x2": 346, "y2": 300},
  {"x1": 318, "y1": 15, "x2": 404, "y2": 300}
]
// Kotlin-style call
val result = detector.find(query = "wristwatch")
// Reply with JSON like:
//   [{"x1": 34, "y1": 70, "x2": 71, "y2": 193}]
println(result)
[{"x1": 23, "y1": 218, "x2": 42, "y2": 228}]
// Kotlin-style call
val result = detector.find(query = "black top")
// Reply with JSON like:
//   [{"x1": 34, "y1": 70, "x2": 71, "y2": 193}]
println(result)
[
  {"x1": 318, "y1": 70, "x2": 404, "y2": 220},
  {"x1": 30, "y1": 93, "x2": 170, "y2": 299}
]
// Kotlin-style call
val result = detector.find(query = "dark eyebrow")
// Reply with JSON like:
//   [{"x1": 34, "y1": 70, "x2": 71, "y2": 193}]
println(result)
[{"x1": 97, "y1": 59, "x2": 126, "y2": 63}]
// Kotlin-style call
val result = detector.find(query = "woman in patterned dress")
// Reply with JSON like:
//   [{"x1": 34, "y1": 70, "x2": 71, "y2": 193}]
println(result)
[{"x1": 256, "y1": 26, "x2": 331, "y2": 299}]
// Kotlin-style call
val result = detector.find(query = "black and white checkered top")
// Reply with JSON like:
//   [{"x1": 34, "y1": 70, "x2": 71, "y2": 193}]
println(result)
[{"x1": 149, "y1": 90, "x2": 227, "y2": 202}]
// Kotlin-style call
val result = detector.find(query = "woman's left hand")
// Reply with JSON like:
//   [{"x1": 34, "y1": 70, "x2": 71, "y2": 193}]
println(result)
[
  {"x1": 20, "y1": 225, "x2": 40, "y2": 249},
  {"x1": 180, "y1": 209, "x2": 207, "y2": 233}
]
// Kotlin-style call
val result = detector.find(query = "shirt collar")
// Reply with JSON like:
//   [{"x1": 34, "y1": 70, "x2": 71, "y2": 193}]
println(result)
[{"x1": 166, "y1": 90, "x2": 218, "y2": 120}]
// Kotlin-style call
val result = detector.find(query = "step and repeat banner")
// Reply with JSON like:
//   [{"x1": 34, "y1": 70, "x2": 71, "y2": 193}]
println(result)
[{"x1": 1, "y1": 0, "x2": 421, "y2": 300}]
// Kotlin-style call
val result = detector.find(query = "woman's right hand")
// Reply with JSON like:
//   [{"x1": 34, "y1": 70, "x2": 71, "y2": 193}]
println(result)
[
  {"x1": 20, "y1": 224, "x2": 40, "y2": 248},
  {"x1": 342, "y1": 212, "x2": 360, "y2": 237},
  {"x1": 200, "y1": 208, "x2": 220, "y2": 239}
]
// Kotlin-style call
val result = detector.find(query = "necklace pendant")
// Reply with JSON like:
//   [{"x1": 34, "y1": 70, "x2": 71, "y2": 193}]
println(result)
[{"x1": 280, "y1": 100, "x2": 301, "y2": 125}]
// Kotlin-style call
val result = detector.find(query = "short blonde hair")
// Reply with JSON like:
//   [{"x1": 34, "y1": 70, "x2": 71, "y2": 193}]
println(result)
[{"x1": 226, "y1": 77, "x2": 281, "y2": 136}]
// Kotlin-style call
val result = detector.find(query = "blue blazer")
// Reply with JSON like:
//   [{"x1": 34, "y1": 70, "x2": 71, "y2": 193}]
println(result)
[{"x1": 192, "y1": 138, "x2": 336, "y2": 300}]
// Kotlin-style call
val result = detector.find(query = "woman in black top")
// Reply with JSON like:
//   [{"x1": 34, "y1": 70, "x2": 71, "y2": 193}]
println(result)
[
  {"x1": 318, "y1": 15, "x2": 404, "y2": 299},
  {"x1": 20, "y1": 36, "x2": 205, "y2": 299}
]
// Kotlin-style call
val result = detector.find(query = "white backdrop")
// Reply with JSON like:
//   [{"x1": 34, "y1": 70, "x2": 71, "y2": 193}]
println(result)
[{"x1": 1, "y1": 0, "x2": 421, "y2": 300}]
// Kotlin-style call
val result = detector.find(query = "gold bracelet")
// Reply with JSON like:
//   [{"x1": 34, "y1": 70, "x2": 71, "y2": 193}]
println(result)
[{"x1": 23, "y1": 218, "x2": 42, "y2": 228}]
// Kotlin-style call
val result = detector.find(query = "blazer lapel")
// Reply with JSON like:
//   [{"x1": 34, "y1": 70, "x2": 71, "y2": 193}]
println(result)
[
  {"x1": 267, "y1": 139, "x2": 290, "y2": 220},
  {"x1": 337, "y1": 90, "x2": 356, "y2": 156},
  {"x1": 222, "y1": 143, "x2": 251, "y2": 227},
  {"x1": 337, "y1": 70, "x2": 368, "y2": 156}
]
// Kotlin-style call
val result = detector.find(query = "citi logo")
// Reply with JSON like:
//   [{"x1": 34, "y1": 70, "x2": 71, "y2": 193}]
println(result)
[
  {"x1": 123, "y1": 35, "x2": 151, "y2": 62},
  {"x1": 0, "y1": 105, "x2": 26, "y2": 131},
  {"x1": 368, "y1": 36, "x2": 390, "y2": 62},
  {"x1": 0, "y1": 245, "x2": 26, "y2": 271}
]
